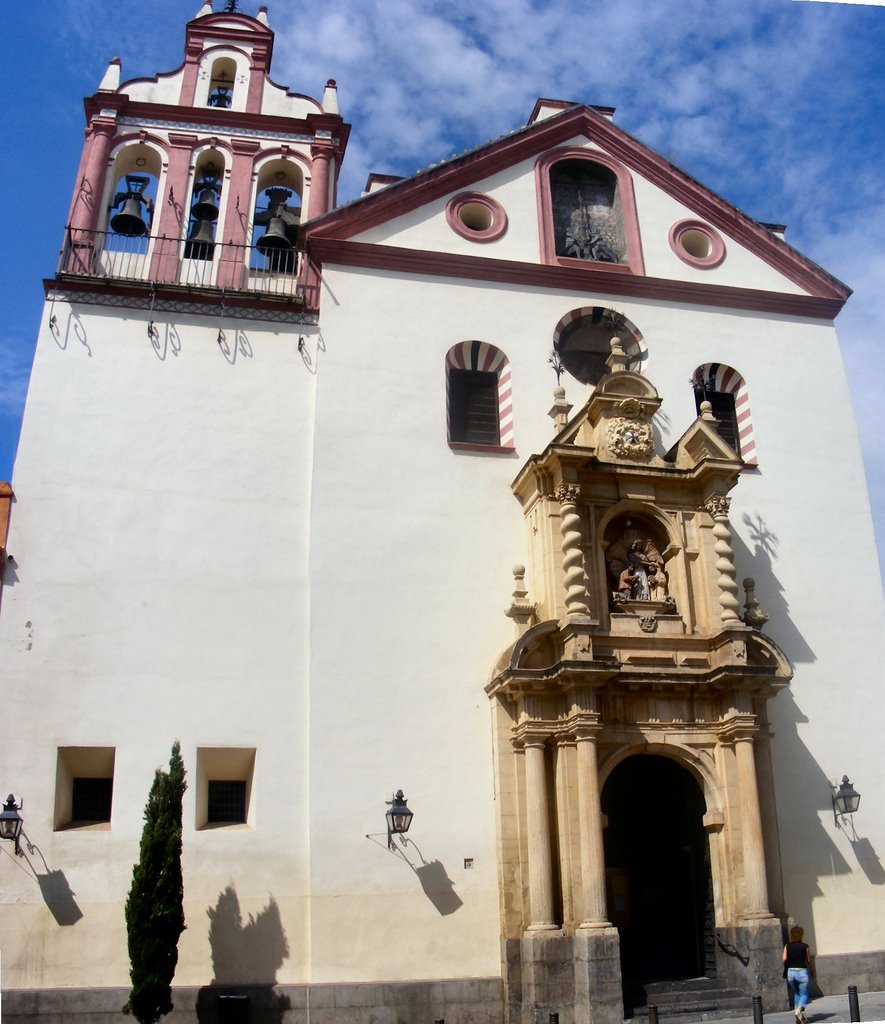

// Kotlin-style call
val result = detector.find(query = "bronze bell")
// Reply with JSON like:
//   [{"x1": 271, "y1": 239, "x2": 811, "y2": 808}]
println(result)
[
  {"x1": 110, "y1": 196, "x2": 149, "y2": 236},
  {"x1": 184, "y1": 218, "x2": 215, "y2": 260},
  {"x1": 256, "y1": 216, "x2": 293, "y2": 254},
  {"x1": 191, "y1": 188, "x2": 219, "y2": 221}
]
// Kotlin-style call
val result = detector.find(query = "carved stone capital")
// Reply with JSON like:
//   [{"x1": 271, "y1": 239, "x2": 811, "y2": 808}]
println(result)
[
  {"x1": 554, "y1": 482, "x2": 580, "y2": 504},
  {"x1": 703, "y1": 494, "x2": 732, "y2": 518}
]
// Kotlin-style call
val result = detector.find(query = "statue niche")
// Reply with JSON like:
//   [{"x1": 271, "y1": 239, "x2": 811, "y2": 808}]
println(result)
[{"x1": 606, "y1": 519, "x2": 674, "y2": 612}]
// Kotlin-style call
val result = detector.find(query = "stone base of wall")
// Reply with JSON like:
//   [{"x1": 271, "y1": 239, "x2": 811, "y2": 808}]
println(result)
[
  {"x1": 1, "y1": 978, "x2": 504, "y2": 1024},
  {"x1": 504, "y1": 928, "x2": 624, "y2": 1024},
  {"x1": 814, "y1": 950, "x2": 885, "y2": 996},
  {"x1": 715, "y1": 919, "x2": 785, "y2": 1012}
]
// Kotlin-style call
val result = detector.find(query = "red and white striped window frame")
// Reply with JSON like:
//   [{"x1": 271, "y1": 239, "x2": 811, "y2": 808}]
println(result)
[
  {"x1": 446, "y1": 341, "x2": 514, "y2": 453},
  {"x1": 692, "y1": 362, "x2": 758, "y2": 466}
]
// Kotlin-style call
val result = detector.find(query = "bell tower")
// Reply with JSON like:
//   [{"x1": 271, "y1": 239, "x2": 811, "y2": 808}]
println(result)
[{"x1": 61, "y1": 1, "x2": 348, "y2": 314}]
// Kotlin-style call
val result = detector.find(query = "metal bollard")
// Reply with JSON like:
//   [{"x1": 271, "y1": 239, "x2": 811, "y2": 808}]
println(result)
[
  {"x1": 549, "y1": 1015, "x2": 560, "y2": 1024},
  {"x1": 648, "y1": 1005, "x2": 659, "y2": 1024},
  {"x1": 848, "y1": 985, "x2": 861, "y2": 1023},
  {"x1": 752, "y1": 995, "x2": 764, "y2": 1024},
  {"x1": 434, "y1": 1019, "x2": 445, "y2": 1024}
]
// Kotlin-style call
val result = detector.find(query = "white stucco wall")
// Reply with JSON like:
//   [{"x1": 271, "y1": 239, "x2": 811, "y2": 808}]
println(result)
[{"x1": 1, "y1": 301, "x2": 317, "y2": 987}]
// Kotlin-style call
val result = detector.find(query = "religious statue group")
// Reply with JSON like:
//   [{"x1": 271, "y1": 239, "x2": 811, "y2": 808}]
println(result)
[{"x1": 608, "y1": 529, "x2": 668, "y2": 603}]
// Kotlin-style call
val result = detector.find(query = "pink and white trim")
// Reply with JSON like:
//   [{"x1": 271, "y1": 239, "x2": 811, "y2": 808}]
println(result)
[
  {"x1": 446, "y1": 341, "x2": 514, "y2": 449},
  {"x1": 692, "y1": 362, "x2": 758, "y2": 466}
]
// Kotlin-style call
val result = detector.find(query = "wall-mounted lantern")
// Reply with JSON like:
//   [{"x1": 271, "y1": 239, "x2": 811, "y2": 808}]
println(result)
[
  {"x1": 0, "y1": 794, "x2": 23, "y2": 856},
  {"x1": 385, "y1": 789, "x2": 413, "y2": 849},
  {"x1": 833, "y1": 775, "x2": 861, "y2": 828}
]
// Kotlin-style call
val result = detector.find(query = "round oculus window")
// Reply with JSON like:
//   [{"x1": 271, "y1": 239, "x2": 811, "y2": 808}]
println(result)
[
  {"x1": 668, "y1": 219, "x2": 726, "y2": 268},
  {"x1": 446, "y1": 192, "x2": 508, "y2": 242}
]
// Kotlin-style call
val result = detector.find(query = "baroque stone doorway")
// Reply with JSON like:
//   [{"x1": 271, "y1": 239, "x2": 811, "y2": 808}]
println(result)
[{"x1": 602, "y1": 755, "x2": 713, "y2": 1010}]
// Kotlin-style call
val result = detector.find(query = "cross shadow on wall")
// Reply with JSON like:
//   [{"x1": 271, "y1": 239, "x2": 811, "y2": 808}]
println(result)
[
  {"x1": 732, "y1": 510, "x2": 815, "y2": 664},
  {"x1": 196, "y1": 886, "x2": 290, "y2": 1024}
]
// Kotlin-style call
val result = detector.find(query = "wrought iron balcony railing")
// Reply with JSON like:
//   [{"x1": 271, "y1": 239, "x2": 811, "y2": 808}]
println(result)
[{"x1": 58, "y1": 227, "x2": 303, "y2": 301}]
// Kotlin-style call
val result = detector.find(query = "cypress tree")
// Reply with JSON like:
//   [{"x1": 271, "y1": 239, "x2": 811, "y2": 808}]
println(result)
[{"x1": 123, "y1": 742, "x2": 187, "y2": 1023}]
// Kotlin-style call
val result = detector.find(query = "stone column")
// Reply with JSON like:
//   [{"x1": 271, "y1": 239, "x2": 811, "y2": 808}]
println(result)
[
  {"x1": 734, "y1": 732, "x2": 771, "y2": 918},
  {"x1": 556, "y1": 482, "x2": 591, "y2": 617},
  {"x1": 703, "y1": 495, "x2": 741, "y2": 625},
  {"x1": 575, "y1": 725, "x2": 610, "y2": 929},
  {"x1": 65, "y1": 118, "x2": 117, "y2": 275},
  {"x1": 150, "y1": 133, "x2": 196, "y2": 283},
  {"x1": 523, "y1": 736, "x2": 558, "y2": 932},
  {"x1": 216, "y1": 138, "x2": 260, "y2": 290},
  {"x1": 307, "y1": 143, "x2": 334, "y2": 220}
]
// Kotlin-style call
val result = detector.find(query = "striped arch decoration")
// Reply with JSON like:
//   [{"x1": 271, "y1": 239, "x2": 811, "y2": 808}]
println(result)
[
  {"x1": 552, "y1": 306, "x2": 648, "y2": 377},
  {"x1": 446, "y1": 340, "x2": 514, "y2": 449},
  {"x1": 692, "y1": 362, "x2": 758, "y2": 466}
]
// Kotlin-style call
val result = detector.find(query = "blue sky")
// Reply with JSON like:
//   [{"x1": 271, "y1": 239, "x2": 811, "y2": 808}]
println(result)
[{"x1": 1, "y1": 0, "x2": 883, "y2": 579}]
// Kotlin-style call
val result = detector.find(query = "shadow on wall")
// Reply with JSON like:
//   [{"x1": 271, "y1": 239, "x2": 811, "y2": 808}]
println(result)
[
  {"x1": 733, "y1": 510, "x2": 816, "y2": 664},
  {"x1": 398, "y1": 839, "x2": 464, "y2": 916},
  {"x1": 7, "y1": 834, "x2": 84, "y2": 926},
  {"x1": 196, "y1": 886, "x2": 290, "y2": 1024}
]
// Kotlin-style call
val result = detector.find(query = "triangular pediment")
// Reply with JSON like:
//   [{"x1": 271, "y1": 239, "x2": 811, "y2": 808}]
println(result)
[{"x1": 305, "y1": 102, "x2": 849, "y2": 313}]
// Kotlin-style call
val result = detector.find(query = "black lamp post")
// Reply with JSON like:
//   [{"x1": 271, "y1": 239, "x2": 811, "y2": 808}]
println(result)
[
  {"x1": 833, "y1": 775, "x2": 861, "y2": 826},
  {"x1": 386, "y1": 789, "x2": 413, "y2": 849},
  {"x1": 0, "y1": 794, "x2": 23, "y2": 856}
]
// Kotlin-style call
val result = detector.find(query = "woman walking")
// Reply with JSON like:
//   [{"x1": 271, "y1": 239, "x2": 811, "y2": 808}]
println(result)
[{"x1": 783, "y1": 925, "x2": 813, "y2": 1022}]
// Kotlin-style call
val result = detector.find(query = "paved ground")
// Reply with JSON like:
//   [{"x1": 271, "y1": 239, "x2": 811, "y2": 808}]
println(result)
[{"x1": 703, "y1": 990, "x2": 885, "y2": 1024}]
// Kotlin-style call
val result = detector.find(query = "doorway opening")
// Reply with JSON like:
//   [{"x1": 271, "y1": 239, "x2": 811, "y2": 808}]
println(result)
[{"x1": 602, "y1": 755, "x2": 714, "y2": 1010}]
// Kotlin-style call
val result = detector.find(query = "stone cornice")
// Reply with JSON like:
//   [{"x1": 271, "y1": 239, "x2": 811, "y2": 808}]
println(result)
[{"x1": 307, "y1": 239, "x2": 845, "y2": 320}]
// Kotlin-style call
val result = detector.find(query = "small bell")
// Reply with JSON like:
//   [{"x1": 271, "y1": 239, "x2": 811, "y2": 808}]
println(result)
[
  {"x1": 184, "y1": 219, "x2": 215, "y2": 260},
  {"x1": 110, "y1": 196, "x2": 149, "y2": 236},
  {"x1": 256, "y1": 216, "x2": 293, "y2": 254},
  {"x1": 191, "y1": 188, "x2": 219, "y2": 221}
]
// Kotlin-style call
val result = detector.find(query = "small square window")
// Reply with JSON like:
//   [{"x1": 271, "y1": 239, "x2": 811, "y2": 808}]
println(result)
[
  {"x1": 71, "y1": 778, "x2": 113, "y2": 824},
  {"x1": 207, "y1": 781, "x2": 247, "y2": 824},
  {"x1": 55, "y1": 747, "x2": 115, "y2": 830},
  {"x1": 196, "y1": 748, "x2": 255, "y2": 829}
]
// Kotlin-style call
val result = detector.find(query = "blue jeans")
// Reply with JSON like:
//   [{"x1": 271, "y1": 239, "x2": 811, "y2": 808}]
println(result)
[{"x1": 787, "y1": 967, "x2": 810, "y2": 1008}]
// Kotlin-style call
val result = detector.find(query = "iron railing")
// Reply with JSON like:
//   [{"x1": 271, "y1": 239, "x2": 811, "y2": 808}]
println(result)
[{"x1": 58, "y1": 227, "x2": 303, "y2": 301}]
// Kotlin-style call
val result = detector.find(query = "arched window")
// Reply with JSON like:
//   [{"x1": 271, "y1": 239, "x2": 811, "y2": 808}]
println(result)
[
  {"x1": 446, "y1": 342, "x2": 513, "y2": 451},
  {"x1": 691, "y1": 363, "x2": 757, "y2": 465},
  {"x1": 553, "y1": 307, "x2": 647, "y2": 387},
  {"x1": 183, "y1": 151, "x2": 225, "y2": 263},
  {"x1": 250, "y1": 158, "x2": 303, "y2": 274},
  {"x1": 207, "y1": 57, "x2": 237, "y2": 109},
  {"x1": 536, "y1": 149, "x2": 644, "y2": 275},
  {"x1": 104, "y1": 144, "x2": 162, "y2": 246}
]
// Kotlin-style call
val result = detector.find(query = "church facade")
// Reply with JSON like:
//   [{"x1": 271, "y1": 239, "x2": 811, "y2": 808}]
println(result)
[{"x1": 1, "y1": 6, "x2": 883, "y2": 1024}]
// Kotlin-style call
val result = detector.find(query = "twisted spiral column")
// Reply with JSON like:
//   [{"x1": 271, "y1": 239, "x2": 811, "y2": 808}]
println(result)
[
  {"x1": 555, "y1": 483, "x2": 590, "y2": 617},
  {"x1": 704, "y1": 495, "x2": 741, "y2": 624}
]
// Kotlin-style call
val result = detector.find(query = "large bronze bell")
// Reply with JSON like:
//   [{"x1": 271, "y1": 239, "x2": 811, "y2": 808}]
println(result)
[
  {"x1": 110, "y1": 196, "x2": 149, "y2": 236},
  {"x1": 256, "y1": 216, "x2": 293, "y2": 254},
  {"x1": 184, "y1": 218, "x2": 215, "y2": 260},
  {"x1": 191, "y1": 188, "x2": 219, "y2": 221}
]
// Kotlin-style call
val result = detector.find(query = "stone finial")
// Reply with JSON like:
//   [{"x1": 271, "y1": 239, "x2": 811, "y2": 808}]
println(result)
[
  {"x1": 322, "y1": 79, "x2": 339, "y2": 114},
  {"x1": 548, "y1": 386, "x2": 572, "y2": 432},
  {"x1": 505, "y1": 564, "x2": 536, "y2": 635},
  {"x1": 700, "y1": 400, "x2": 717, "y2": 422},
  {"x1": 97, "y1": 57, "x2": 121, "y2": 93},
  {"x1": 742, "y1": 578, "x2": 770, "y2": 630},
  {"x1": 605, "y1": 335, "x2": 629, "y2": 374},
  {"x1": 257, "y1": 6, "x2": 270, "y2": 24},
  {"x1": 196, "y1": 0, "x2": 213, "y2": 17}
]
